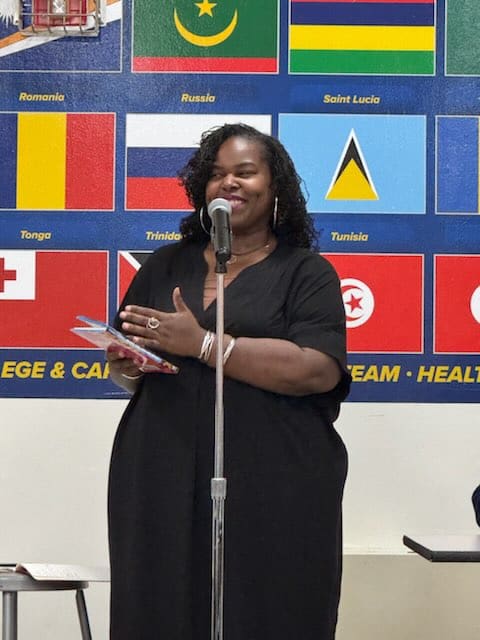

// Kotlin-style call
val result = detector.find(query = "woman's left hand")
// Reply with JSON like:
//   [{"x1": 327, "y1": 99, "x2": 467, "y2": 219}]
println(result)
[{"x1": 119, "y1": 287, "x2": 205, "y2": 358}]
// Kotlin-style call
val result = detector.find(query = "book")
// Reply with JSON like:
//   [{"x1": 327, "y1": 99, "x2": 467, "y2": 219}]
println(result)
[
  {"x1": 71, "y1": 315, "x2": 179, "y2": 374},
  {"x1": 13, "y1": 563, "x2": 110, "y2": 582}
]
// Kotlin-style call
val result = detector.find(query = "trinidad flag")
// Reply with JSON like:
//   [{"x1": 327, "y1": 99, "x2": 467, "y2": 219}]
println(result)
[{"x1": 132, "y1": 0, "x2": 278, "y2": 73}]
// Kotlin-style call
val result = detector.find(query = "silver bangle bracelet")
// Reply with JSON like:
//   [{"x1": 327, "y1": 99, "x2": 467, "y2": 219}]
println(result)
[
  {"x1": 121, "y1": 372, "x2": 144, "y2": 381},
  {"x1": 198, "y1": 330, "x2": 215, "y2": 363},
  {"x1": 223, "y1": 337, "x2": 236, "y2": 365}
]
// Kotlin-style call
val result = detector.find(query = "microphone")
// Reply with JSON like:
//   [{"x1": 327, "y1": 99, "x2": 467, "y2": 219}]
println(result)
[{"x1": 207, "y1": 198, "x2": 232, "y2": 264}]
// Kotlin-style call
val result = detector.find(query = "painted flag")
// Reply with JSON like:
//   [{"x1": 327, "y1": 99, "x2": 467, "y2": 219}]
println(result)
[
  {"x1": 0, "y1": 112, "x2": 115, "y2": 210},
  {"x1": 117, "y1": 251, "x2": 152, "y2": 305},
  {"x1": 0, "y1": 250, "x2": 108, "y2": 348},
  {"x1": 436, "y1": 116, "x2": 480, "y2": 214},
  {"x1": 279, "y1": 114, "x2": 426, "y2": 214},
  {"x1": 289, "y1": 0, "x2": 436, "y2": 75},
  {"x1": 434, "y1": 255, "x2": 480, "y2": 353},
  {"x1": 325, "y1": 253, "x2": 424, "y2": 353},
  {"x1": 446, "y1": 0, "x2": 480, "y2": 76},
  {"x1": 0, "y1": 0, "x2": 122, "y2": 72},
  {"x1": 132, "y1": 0, "x2": 278, "y2": 73},
  {"x1": 126, "y1": 113, "x2": 271, "y2": 210}
]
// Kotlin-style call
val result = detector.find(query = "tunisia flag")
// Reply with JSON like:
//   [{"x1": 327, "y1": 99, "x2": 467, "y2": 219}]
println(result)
[
  {"x1": 325, "y1": 253, "x2": 424, "y2": 353},
  {"x1": 434, "y1": 255, "x2": 480, "y2": 353}
]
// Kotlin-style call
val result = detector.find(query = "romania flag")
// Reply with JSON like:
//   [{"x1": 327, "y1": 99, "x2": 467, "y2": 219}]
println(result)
[
  {"x1": 0, "y1": 112, "x2": 115, "y2": 210},
  {"x1": 289, "y1": 0, "x2": 436, "y2": 75}
]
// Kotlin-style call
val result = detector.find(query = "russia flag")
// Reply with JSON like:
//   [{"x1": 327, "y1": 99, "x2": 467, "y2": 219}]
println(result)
[{"x1": 125, "y1": 114, "x2": 272, "y2": 211}]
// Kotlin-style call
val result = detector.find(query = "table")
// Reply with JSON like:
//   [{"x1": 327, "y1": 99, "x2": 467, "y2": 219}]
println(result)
[
  {"x1": 403, "y1": 534, "x2": 480, "y2": 562},
  {"x1": 0, "y1": 569, "x2": 91, "y2": 640}
]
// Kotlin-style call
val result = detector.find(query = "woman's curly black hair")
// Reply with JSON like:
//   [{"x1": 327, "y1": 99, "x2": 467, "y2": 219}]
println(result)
[{"x1": 178, "y1": 123, "x2": 317, "y2": 250}]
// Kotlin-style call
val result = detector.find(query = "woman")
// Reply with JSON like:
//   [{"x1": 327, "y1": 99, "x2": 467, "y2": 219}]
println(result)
[{"x1": 107, "y1": 123, "x2": 350, "y2": 640}]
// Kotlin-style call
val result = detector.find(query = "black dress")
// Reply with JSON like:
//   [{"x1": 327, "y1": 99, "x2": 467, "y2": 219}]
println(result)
[{"x1": 108, "y1": 240, "x2": 350, "y2": 640}]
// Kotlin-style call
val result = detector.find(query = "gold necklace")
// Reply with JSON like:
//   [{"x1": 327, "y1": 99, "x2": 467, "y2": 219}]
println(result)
[{"x1": 227, "y1": 240, "x2": 272, "y2": 264}]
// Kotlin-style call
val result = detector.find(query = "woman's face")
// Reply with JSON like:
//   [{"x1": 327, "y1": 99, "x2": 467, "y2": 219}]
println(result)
[{"x1": 205, "y1": 136, "x2": 274, "y2": 235}]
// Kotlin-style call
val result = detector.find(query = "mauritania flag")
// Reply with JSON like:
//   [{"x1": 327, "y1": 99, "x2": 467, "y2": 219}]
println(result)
[
  {"x1": 434, "y1": 255, "x2": 480, "y2": 354},
  {"x1": 126, "y1": 114, "x2": 271, "y2": 211},
  {"x1": 0, "y1": 250, "x2": 108, "y2": 348},
  {"x1": 132, "y1": 0, "x2": 278, "y2": 73},
  {"x1": 289, "y1": 0, "x2": 436, "y2": 75},
  {"x1": 0, "y1": 112, "x2": 115, "y2": 210},
  {"x1": 446, "y1": 0, "x2": 480, "y2": 75},
  {"x1": 436, "y1": 116, "x2": 480, "y2": 214},
  {"x1": 279, "y1": 114, "x2": 426, "y2": 214}
]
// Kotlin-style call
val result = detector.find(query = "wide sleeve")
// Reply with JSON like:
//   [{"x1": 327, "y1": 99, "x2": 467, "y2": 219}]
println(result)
[{"x1": 285, "y1": 253, "x2": 351, "y2": 398}]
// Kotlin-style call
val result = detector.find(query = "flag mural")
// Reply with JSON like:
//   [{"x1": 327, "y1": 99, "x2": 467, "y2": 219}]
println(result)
[
  {"x1": 0, "y1": 112, "x2": 115, "y2": 210},
  {"x1": 325, "y1": 253, "x2": 424, "y2": 353},
  {"x1": 445, "y1": 0, "x2": 480, "y2": 75},
  {"x1": 434, "y1": 255, "x2": 480, "y2": 354},
  {"x1": 289, "y1": 0, "x2": 436, "y2": 75},
  {"x1": 117, "y1": 251, "x2": 152, "y2": 305},
  {"x1": 0, "y1": 1, "x2": 478, "y2": 402},
  {"x1": 436, "y1": 116, "x2": 480, "y2": 214},
  {"x1": 0, "y1": 250, "x2": 108, "y2": 348},
  {"x1": 0, "y1": 0, "x2": 122, "y2": 71},
  {"x1": 278, "y1": 114, "x2": 426, "y2": 214},
  {"x1": 132, "y1": 0, "x2": 278, "y2": 73},
  {"x1": 125, "y1": 114, "x2": 271, "y2": 210}
]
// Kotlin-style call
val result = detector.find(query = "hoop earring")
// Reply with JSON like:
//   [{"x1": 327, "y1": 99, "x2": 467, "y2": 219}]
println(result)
[
  {"x1": 272, "y1": 196, "x2": 278, "y2": 230},
  {"x1": 199, "y1": 207, "x2": 210, "y2": 236}
]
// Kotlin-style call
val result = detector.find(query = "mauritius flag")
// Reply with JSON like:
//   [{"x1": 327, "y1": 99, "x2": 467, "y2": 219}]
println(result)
[
  {"x1": 132, "y1": 0, "x2": 278, "y2": 73},
  {"x1": 289, "y1": 0, "x2": 436, "y2": 75},
  {"x1": 0, "y1": 112, "x2": 115, "y2": 211}
]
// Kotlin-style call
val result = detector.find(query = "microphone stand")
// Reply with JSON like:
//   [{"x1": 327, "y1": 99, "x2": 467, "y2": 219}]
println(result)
[{"x1": 211, "y1": 249, "x2": 229, "y2": 640}]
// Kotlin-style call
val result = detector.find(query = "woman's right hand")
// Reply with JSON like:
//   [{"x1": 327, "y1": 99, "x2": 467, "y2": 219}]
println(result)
[{"x1": 107, "y1": 346, "x2": 144, "y2": 392}]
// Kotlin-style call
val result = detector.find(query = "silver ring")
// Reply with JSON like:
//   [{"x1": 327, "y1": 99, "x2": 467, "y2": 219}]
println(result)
[{"x1": 146, "y1": 316, "x2": 160, "y2": 330}]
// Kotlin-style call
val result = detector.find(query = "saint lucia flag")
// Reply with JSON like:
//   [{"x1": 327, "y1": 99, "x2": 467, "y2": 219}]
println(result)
[
  {"x1": 126, "y1": 113, "x2": 271, "y2": 211},
  {"x1": 434, "y1": 255, "x2": 480, "y2": 354},
  {"x1": 289, "y1": 0, "x2": 436, "y2": 75},
  {"x1": 279, "y1": 114, "x2": 426, "y2": 214},
  {"x1": 325, "y1": 253, "x2": 424, "y2": 353},
  {"x1": 0, "y1": 112, "x2": 115, "y2": 210},
  {"x1": 436, "y1": 116, "x2": 480, "y2": 214},
  {"x1": 0, "y1": 250, "x2": 108, "y2": 348},
  {"x1": 132, "y1": 0, "x2": 278, "y2": 73},
  {"x1": 446, "y1": 0, "x2": 480, "y2": 75}
]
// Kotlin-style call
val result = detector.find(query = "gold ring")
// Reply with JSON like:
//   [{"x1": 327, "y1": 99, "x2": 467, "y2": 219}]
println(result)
[{"x1": 146, "y1": 317, "x2": 160, "y2": 330}]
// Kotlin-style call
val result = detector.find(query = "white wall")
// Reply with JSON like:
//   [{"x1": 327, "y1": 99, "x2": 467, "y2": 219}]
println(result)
[{"x1": 0, "y1": 398, "x2": 479, "y2": 638}]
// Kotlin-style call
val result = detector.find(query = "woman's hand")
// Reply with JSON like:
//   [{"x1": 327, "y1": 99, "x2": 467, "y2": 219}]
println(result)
[
  {"x1": 119, "y1": 287, "x2": 205, "y2": 358},
  {"x1": 106, "y1": 346, "x2": 144, "y2": 393}
]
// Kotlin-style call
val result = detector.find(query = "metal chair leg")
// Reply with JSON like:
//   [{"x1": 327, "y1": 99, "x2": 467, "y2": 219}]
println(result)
[
  {"x1": 75, "y1": 589, "x2": 92, "y2": 640},
  {"x1": 2, "y1": 592, "x2": 17, "y2": 640}
]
